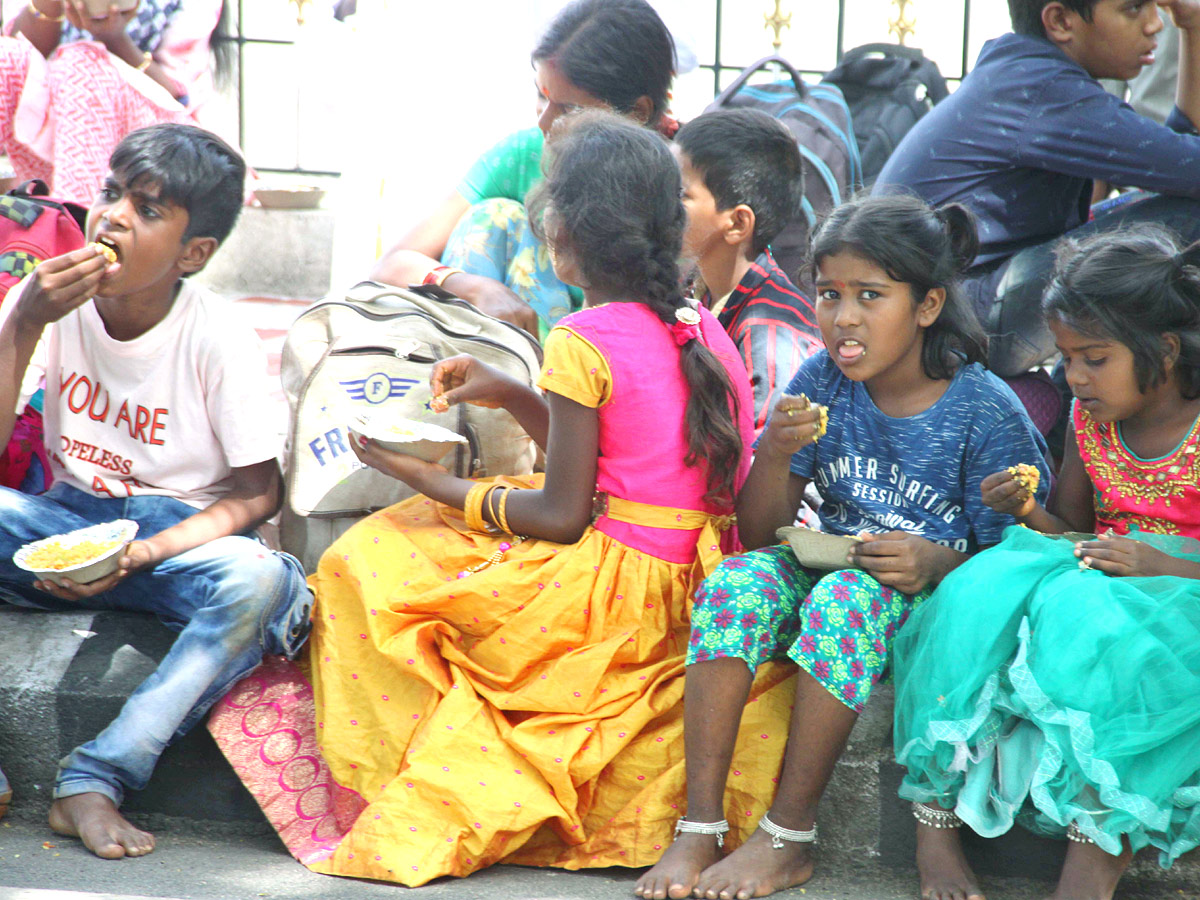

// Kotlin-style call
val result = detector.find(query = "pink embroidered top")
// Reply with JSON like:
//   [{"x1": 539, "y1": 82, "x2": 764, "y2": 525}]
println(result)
[{"x1": 1074, "y1": 400, "x2": 1200, "y2": 539}]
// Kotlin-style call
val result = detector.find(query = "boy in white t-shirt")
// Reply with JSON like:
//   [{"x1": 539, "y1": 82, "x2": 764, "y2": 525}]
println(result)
[{"x1": 0, "y1": 124, "x2": 311, "y2": 860}]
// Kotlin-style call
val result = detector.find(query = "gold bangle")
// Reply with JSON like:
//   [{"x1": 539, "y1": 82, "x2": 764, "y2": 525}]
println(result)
[
  {"x1": 28, "y1": 0, "x2": 65, "y2": 22},
  {"x1": 136, "y1": 51, "x2": 153, "y2": 72},
  {"x1": 484, "y1": 483, "x2": 502, "y2": 531},
  {"x1": 463, "y1": 482, "x2": 489, "y2": 532},
  {"x1": 497, "y1": 487, "x2": 514, "y2": 535},
  {"x1": 435, "y1": 266, "x2": 463, "y2": 288}
]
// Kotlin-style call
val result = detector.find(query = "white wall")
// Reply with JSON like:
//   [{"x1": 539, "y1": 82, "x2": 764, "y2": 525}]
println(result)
[{"x1": 239, "y1": 0, "x2": 1017, "y2": 291}]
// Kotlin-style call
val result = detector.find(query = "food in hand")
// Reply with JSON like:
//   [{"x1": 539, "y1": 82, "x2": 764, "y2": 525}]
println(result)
[
  {"x1": 430, "y1": 395, "x2": 450, "y2": 414},
  {"x1": 797, "y1": 393, "x2": 830, "y2": 440},
  {"x1": 1007, "y1": 463, "x2": 1040, "y2": 496},
  {"x1": 89, "y1": 241, "x2": 118, "y2": 265},
  {"x1": 22, "y1": 539, "x2": 121, "y2": 571}
]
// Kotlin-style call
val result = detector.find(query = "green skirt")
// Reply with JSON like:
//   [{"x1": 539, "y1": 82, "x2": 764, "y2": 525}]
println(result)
[{"x1": 893, "y1": 526, "x2": 1200, "y2": 866}]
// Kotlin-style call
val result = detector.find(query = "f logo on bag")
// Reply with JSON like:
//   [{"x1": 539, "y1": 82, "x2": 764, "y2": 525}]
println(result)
[{"x1": 341, "y1": 373, "x2": 420, "y2": 405}]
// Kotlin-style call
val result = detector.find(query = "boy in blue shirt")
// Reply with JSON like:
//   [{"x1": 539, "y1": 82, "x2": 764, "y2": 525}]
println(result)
[
  {"x1": 0, "y1": 124, "x2": 311, "y2": 859},
  {"x1": 877, "y1": 0, "x2": 1200, "y2": 376},
  {"x1": 675, "y1": 109, "x2": 824, "y2": 434}
]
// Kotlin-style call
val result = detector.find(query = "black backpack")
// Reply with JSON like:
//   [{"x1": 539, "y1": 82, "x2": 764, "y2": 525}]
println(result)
[
  {"x1": 822, "y1": 43, "x2": 949, "y2": 186},
  {"x1": 706, "y1": 54, "x2": 862, "y2": 285}
]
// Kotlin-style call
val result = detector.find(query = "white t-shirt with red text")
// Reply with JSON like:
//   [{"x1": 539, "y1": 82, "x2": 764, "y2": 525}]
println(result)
[{"x1": 3, "y1": 277, "x2": 285, "y2": 509}]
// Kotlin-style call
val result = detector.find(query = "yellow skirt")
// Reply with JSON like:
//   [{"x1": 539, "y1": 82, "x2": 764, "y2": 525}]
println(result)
[{"x1": 253, "y1": 476, "x2": 796, "y2": 886}]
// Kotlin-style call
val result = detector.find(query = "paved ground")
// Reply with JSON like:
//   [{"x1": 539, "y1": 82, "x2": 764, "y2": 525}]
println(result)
[{"x1": 0, "y1": 817, "x2": 1134, "y2": 900}]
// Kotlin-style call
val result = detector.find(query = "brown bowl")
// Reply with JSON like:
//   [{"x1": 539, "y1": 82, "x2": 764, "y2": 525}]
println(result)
[
  {"x1": 252, "y1": 186, "x2": 325, "y2": 210},
  {"x1": 777, "y1": 526, "x2": 862, "y2": 570}
]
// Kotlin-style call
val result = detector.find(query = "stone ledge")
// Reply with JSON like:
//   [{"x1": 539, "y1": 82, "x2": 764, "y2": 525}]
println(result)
[
  {"x1": 0, "y1": 607, "x2": 263, "y2": 828},
  {"x1": 192, "y1": 206, "x2": 334, "y2": 302},
  {"x1": 0, "y1": 607, "x2": 1195, "y2": 891}
]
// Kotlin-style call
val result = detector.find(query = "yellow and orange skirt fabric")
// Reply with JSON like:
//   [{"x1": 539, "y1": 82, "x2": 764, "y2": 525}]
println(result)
[{"x1": 210, "y1": 476, "x2": 795, "y2": 886}]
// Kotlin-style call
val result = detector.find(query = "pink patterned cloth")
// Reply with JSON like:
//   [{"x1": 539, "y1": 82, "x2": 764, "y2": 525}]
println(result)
[
  {"x1": 0, "y1": 0, "x2": 225, "y2": 207},
  {"x1": 207, "y1": 655, "x2": 368, "y2": 865}
]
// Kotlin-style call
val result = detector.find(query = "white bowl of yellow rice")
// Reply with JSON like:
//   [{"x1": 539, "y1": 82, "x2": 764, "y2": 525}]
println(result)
[{"x1": 14, "y1": 519, "x2": 138, "y2": 587}]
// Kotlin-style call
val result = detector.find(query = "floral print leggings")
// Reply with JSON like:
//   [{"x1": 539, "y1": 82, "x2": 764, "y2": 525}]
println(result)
[
  {"x1": 687, "y1": 544, "x2": 931, "y2": 713},
  {"x1": 442, "y1": 197, "x2": 578, "y2": 339}
]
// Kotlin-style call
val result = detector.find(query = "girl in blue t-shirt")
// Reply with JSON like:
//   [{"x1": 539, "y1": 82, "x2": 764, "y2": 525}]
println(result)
[{"x1": 636, "y1": 194, "x2": 1049, "y2": 900}]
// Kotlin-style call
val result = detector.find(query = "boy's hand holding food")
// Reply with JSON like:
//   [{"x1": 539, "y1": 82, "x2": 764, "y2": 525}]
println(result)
[{"x1": 16, "y1": 245, "x2": 119, "y2": 328}]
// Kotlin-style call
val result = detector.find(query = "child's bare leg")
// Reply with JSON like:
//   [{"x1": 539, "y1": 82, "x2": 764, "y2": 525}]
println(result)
[
  {"x1": 636, "y1": 658, "x2": 754, "y2": 900},
  {"x1": 1048, "y1": 832, "x2": 1130, "y2": 900},
  {"x1": 694, "y1": 669, "x2": 857, "y2": 900},
  {"x1": 49, "y1": 792, "x2": 155, "y2": 859},
  {"x1": 914, "y1": 805, "x2": 985, "y2": 900}
]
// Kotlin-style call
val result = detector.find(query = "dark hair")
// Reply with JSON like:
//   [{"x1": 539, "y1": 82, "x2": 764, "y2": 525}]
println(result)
[
  {"x1": 209, "y1": 1, "x2": 235, "y2": 88},
  {"x1": 528, "y1": 111, "x2": 742, "y2": 504},
  {"x1": 675, "y1": 109, "x2": 803, "y2": 255},
  {"x1": 809, "y1": 194, "x2": 987, "y2": 380},
  {"x1": 1044, "y1": 226, "x2": 1200, "y2": 399},
  {"x1": 108, "y1": 123, "x2": 245, "y2": 245},
  {"x1": 1008, "y1": 0, "x2": 1098, "y2": 36},
  {"x1": 532, "y1": 0, "x2": 675, "y2": 127}
]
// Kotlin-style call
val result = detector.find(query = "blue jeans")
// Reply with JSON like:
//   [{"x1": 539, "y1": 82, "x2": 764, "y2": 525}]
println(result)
[{"x1": 0, "y1": 483, "x2": 312, "y2": 806}]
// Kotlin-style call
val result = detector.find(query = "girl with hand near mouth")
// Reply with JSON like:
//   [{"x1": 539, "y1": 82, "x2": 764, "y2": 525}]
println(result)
[
  {"x1": 894, "y1": 226, "x2": 1200, "y2": 900},
  {"x1": 637, "y1": 194, "x2": 1049, "y2": 900}
]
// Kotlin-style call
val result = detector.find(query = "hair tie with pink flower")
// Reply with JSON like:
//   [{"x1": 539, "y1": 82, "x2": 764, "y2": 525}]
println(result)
[{"x1": 670, "y1": 305, "x2": 702, "y2": 346}]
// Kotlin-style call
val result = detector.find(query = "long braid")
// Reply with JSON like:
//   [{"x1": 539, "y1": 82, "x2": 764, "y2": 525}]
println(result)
[
  {"x1": 642, "y1": 245, "x2": 743, "y2": 505},
  {"x1": 528, "y1": 110, "x2": 744, "y2": 503}
]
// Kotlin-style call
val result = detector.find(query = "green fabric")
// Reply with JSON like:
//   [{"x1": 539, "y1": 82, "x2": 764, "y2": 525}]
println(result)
[
  {"x1": 452, "y1": 128, "x2": 583, "y2": 313},
  {"x1": 457, "y1": 128, "x2": 545, "y2": 207},
  {"x1": 687, "y1": 543, "x2": 931, "y2": 713},
  {"x1": 442, "y1": 198, "x2": 578, "y2": 338},
  {"x1": 893, "y1": 526, "x2": 1200, "y2": 867}
]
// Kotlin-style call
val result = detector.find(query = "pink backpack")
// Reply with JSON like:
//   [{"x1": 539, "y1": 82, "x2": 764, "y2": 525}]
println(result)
[{"x1": 0, "y1": 180, "x2": 87, "y2": 491}]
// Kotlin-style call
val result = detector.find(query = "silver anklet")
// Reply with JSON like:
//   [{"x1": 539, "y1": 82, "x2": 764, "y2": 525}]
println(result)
[
  {"x1": 674, "y1": 817, "x2": 730, "y2": 848},
  {"x1": 1066, "y1": 822, "x2": 1095, "y2": 844},
  {"x1": 758, "y1": 812, "x2": 817, "y2": 849},
  {"x1": 912, "y1": 802, "x2": 963, "y2": 829}
]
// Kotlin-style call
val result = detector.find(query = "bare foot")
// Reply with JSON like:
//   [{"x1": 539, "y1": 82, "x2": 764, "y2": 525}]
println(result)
[
  {"x1": 49, "y1": 793, "x2": 155, "y2": 859},
  {"x1": 1048, "y1": 838, "x2": 1131, "y2": 900},
  {"x1": 691, "y1": 827, "x2": 813, "y2": 900},
  {"x1": 915, "y1": 824, "x2": 985, "y2": 900},
  {"x1": 0, "y1": 788, "x2": 10, "y2": 820},
  {"x1": 635, "y1": 833, "x2": 724, "y2": 899}
]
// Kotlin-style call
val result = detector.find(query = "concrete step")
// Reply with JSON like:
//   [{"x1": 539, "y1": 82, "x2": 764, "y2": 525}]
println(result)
[
  {"x1": 0, "y1": 606, "x2": 1196, "y2": 894},
  {"x1": 0, "y1": 607, "x2": 266, "y2": 834},
  {"x1": 192, "y1": 206, "x2": 335, "y2": 303},
  {"x1": 0, "y1": 818, "x2": 1085, "y2": 900}
]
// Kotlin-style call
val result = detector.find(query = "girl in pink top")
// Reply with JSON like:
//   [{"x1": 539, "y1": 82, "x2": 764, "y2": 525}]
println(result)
[{"x1": 208, "y1": 112, "x2": 803, "y2": 887}]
